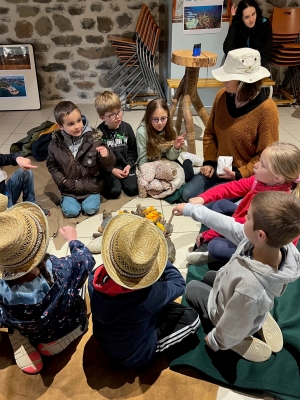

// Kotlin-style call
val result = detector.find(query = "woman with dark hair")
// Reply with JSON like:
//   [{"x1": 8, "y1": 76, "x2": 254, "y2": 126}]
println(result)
[
  {"x1": 223, "y1": 0, "x2": 272, "y2": 67},
  {"x1": 181, "y1": 48, "x2": 279, "y2": 202}
]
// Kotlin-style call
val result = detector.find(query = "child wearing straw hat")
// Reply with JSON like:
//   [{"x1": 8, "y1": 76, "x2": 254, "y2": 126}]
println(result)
[
  {"x1": 88, "y1": 213, "x2": 200, "y2": 367},
  {"x1": 0, "y1": 194, "x2": 95, "y2": 374}
]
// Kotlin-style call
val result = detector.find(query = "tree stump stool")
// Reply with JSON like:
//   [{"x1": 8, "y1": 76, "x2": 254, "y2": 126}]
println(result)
[{"x1": 170, "y1": 50, "x2": 217, "y2": 154}]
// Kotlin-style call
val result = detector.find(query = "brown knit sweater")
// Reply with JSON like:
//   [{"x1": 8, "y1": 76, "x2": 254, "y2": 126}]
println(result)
[{"x1": 203, "y1": 88, "x2": 279, "y2": 178}]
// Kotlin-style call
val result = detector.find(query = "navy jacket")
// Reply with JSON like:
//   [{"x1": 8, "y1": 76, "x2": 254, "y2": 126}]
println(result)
[
  {"x1": 0, "y1": 153, "x2": 19, "y2": 195},
  {"x1": 0, "y1": 240, "x2": 95, "y2": 344},
  {"x1": 88, "y1": 261, "x2": 185, "y2": 367}
]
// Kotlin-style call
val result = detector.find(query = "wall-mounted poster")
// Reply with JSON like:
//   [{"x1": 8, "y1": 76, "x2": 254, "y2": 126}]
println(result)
[
  {"x1": 183, "y1": 0, "x2": 223, "y2": 34},
  {"x1": 0, "y1": 44, "x2": 40, "y2": 110}
]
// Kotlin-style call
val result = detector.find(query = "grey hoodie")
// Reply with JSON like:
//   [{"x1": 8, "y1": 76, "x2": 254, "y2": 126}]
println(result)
[
  {"x1": 61, "y1": 115, "x2": 92, "y2": 157},
  {"x1": 184, "y1": 203, "x2": 300, "y2": 351}
]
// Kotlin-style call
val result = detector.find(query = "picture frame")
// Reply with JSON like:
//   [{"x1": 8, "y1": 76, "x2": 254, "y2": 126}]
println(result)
[
  {"x1": 0, "y1": 44, "x2": 41, "y2": 111},
  {"x1": 183, "y1": 0, "x2": 223, "y2": 34},
  {"x1": 172, "y1": 0, "x2": 232, "y2": 23}
]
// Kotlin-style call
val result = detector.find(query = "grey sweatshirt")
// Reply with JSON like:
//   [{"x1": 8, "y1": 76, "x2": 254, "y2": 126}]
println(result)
[
  {"x1": 184, "y1": 204, "x2": 300, "y2": 351},
  {"x1": 61, "y1": 115, "x2": 92, "y2": 157}
]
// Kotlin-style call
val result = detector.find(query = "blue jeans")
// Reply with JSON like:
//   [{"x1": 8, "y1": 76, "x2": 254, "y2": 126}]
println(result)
[
  {"x1": 61, "y1": 194, "x2": 100, "y2": 218},
  {"x1": 6, "y1": 168, "x2": 36, "y2": 207},
  {"x1": 208, "y1": 199, "x2": 238, "y2": 262},
  {"x1": 181, "y1": 173, "x2": 231, "y2": 202}
]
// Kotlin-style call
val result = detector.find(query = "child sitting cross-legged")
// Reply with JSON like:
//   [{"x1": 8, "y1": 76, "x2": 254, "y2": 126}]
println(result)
[
  {"x1": 173, "y1": 191, "x2": 300, "y2": 362},
  {"x1": 186, "y1": 142, "x2": 300, "y2": 266},
  {"x1": 95, "y1": 91, "x2": 139, "y2": 199},
  {"x1": 88, "y1": 213, "x2": 200, "y2": 367},
  {"x1": 47, "y1": 101, "x2": 116, "y2": 218},
  {"x1": 0, "y1": 194, "x2": 95, "y2": 374}
]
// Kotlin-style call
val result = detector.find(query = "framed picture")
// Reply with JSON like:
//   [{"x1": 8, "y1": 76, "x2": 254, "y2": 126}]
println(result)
[
  {"x1": 172, "y1": 0, "x2": 232, "y2": 23},
  {"x1": 183, "y1": 0, "x2": 223, "y2": 34},
  {"x1": 0, "y1": 44, "x2": 41, "y2": 111}
]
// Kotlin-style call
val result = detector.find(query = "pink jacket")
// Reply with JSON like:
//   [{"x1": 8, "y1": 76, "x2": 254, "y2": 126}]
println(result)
[{"x1": 200, "y1": 176, "x2": 296, "y2": 243}]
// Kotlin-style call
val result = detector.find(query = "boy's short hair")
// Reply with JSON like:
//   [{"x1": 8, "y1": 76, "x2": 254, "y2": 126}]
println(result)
[
  {"x1": 54, "y1": 101, "x2": 81, "y2": 126},
  {"x1": 251, "y1": 191, "x2": 300, "y2": 248},
  {"x1": 95, "y1": 91, "x2": 122, "y2": 116}
]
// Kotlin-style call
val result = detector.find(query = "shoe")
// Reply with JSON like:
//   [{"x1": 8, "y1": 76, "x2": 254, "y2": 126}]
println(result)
[
  {"x1": 9, "y1": 330, "x2": 43, "y2": 374},
  {"x1": 86, "y1": 236, "x2": 102, "y2": 254},
  {"x1": 186, "y1": 243, "x2": 213, "y2": 265},
  {"x1": 193, "y1": 166, "x2": 201, "y2": 175},
  {"x1": 259, "y1": 312, "x2": 283, "y2": 353},
  {"x1": 230, "y1": 336, "x2": 272, "y2": 362},
  {"x1": 40, "y1": 206, "x2": 50, "y2": 216},
  {"x1": 181, "y1": 152, "x2": 203, "y2": 167},
  {"x1": 37, "y1": 319, "x2": 88, "y2": 356}
]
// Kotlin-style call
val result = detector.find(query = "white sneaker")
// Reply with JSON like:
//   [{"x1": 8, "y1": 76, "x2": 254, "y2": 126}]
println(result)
[
  {"x1": 181, "y1": 152, "x2": 203, "y2": 167},
  {"x1": 230, "y1": 336, "x2": 272, "y2": 362},
  {"x1": 37, "y1": 319, "x2": 88, "y2": 356},
  {"x1": 186, "y1": 243, "x2": 215, "y2": 265},
  {"x1": 9, "y1": 330, "x2": 43, "y2": 374},
  {"x1": 193, "y1": 167, "x2": 201, "y2": 175},
  {"x1": 259, "y1": 312, "x2": 283, "y2": 353}
]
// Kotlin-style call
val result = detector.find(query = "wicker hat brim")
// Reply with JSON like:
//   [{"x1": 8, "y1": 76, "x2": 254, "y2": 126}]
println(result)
[
  {"x1": 0, "y1": 202, "x2": 49, "y2": 280},
  {"x1": 101, "y1": 214, "x2": 168, "y2": 289}
]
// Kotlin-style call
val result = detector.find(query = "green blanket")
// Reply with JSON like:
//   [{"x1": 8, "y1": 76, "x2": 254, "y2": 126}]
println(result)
[{"x1": 170, "y1": 227, "x2": 300, "y2": 400}]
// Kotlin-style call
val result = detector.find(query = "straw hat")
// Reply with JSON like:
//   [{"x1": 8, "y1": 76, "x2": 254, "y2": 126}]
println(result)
[
  {"x1": 0, "y1": 194, "x2": 8, "y2": 213},
  {"x1": 212, "y1": 48, "x2": 270, "y2": 83},
  {"x1": 0, "y1": 194, "x2": 49, "y2": 280},
  {"x1": 101, "y1": 214, "x2": 168, "y2": 289}
]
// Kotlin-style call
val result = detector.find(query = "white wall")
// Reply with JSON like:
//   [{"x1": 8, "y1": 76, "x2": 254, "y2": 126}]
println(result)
[{"x1": 169, "y1": 21, "x2": 229, "y2": 107}]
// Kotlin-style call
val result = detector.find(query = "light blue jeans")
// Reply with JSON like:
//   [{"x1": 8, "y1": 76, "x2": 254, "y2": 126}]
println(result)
[
  {"x1": 6, "y1": 168, "x2": 36, "y2": 207},
  {"x1": 61, "y1": 194, "x2": 100, "y2": 218}
]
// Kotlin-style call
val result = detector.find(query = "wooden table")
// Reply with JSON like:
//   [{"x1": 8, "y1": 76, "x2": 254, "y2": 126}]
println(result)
[{"x1": 170, "y1": 50, "x2": 217, "y2": 154}]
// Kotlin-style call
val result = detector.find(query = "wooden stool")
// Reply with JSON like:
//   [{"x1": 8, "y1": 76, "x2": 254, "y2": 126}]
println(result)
[{"x1": 170, "y1": 50, "x2": 217, "y2": 154}]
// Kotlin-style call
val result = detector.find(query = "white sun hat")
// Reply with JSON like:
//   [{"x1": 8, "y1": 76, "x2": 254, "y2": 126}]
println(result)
[{"x1": 212, "y1": 48, "x2": 270, "y2": 83}]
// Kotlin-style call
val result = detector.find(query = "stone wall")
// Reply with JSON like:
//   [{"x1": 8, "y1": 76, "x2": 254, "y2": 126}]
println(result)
[{"x1": 0, "y1": 0, "x2": 159, "y2": 104}]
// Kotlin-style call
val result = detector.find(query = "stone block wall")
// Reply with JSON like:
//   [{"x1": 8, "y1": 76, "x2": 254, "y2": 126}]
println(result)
[{"x1": 0, "y1": 0, "x2": 159, "y2": 104}]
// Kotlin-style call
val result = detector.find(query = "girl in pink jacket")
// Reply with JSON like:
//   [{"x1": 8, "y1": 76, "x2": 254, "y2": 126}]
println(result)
[{"x1": 187, "y1": 142, "x2": 300, "y2": 266}]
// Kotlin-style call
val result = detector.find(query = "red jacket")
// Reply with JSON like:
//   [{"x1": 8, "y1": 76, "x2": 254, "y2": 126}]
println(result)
[{"x1": 200, "y1": 176, "x2": 296, "y2": 244}]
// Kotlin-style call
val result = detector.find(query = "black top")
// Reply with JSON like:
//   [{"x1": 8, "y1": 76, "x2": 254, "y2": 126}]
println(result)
[
  {"x1": 97, "y1": 121, "x2": 138, "y2": 169},
  {"x1": 223, "y1": 17, "x2": 272, "y2": 67}
]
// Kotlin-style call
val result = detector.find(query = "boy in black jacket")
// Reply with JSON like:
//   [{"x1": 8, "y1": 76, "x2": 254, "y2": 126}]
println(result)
[
  {"x1": 95, "y1": 91, "x2": 138, "y2": 199},
  {"x1": 88, "y1": 214, "x2": 200, "y2": 367}
]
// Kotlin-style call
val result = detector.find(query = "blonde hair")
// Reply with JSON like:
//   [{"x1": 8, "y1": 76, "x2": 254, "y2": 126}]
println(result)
[
  {"x1": 252, "y1": 192, "x2": 300, "y2": 248},
  {"x1": 264, "y1": 142, "x2": 300, "y2": 198},
  {"x1": 95, "y1": 91, "x2": 122, "y2": 116}
]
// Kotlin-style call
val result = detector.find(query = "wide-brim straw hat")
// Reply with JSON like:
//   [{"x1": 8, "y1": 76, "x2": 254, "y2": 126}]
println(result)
[
  {"x1": 102, "y1": 214, "x2": 168, "y2": 289},
  {"x1": 212, "y1": 48, "x2": 270, "y2": 83},
  {"x1": 0, "y1": 194, "x2": 49, "y2": 280}
]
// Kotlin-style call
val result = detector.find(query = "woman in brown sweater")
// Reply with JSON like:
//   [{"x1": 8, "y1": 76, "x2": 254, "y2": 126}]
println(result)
[{"x1": 181, "y1": 48, "x2": 279, "y2": 202}]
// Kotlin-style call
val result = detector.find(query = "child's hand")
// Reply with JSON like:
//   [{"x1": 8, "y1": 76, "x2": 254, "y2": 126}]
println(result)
[
  {"x1": 112, "y1": 168, "x2": 125, "y2": 179},
  {"x1": 189, "y1": 196, "x2": 204, "y2": 205},
  {"x1": 59, "y1": 226, "x2": 77, "y2": 242},
  {"x1": 196, "y1": 233, "x2": 204, "y2": 248},
  {"x1": 96, "y1": 146, "x2": 109, "y2": 157},
  {"x1": 16, "y1": 156, "x2": 38, "y2": 170},
  {"x1": 174, "y1": 133, "x2": 186, "y2": 150},
  {"x1": 217, "y1": 167, "x2": 235, "y2": 180},
  {"x1": 204, "y1": 335, "x2": 214, "y2": 350},
  {"x1": 122, "y1": 165, "x2": 131, "y2": 177},
  {"x1": 200, "y1": 166, "x2": 214, "y2": 178},
  {"x1": 172, "y1": 203, "x2": 186, "y2": 216}
]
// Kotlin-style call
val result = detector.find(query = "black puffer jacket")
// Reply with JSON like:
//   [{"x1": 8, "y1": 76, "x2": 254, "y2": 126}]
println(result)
[{"x1": 47, "y1": 128, "x2": 115, "y2": 200}]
